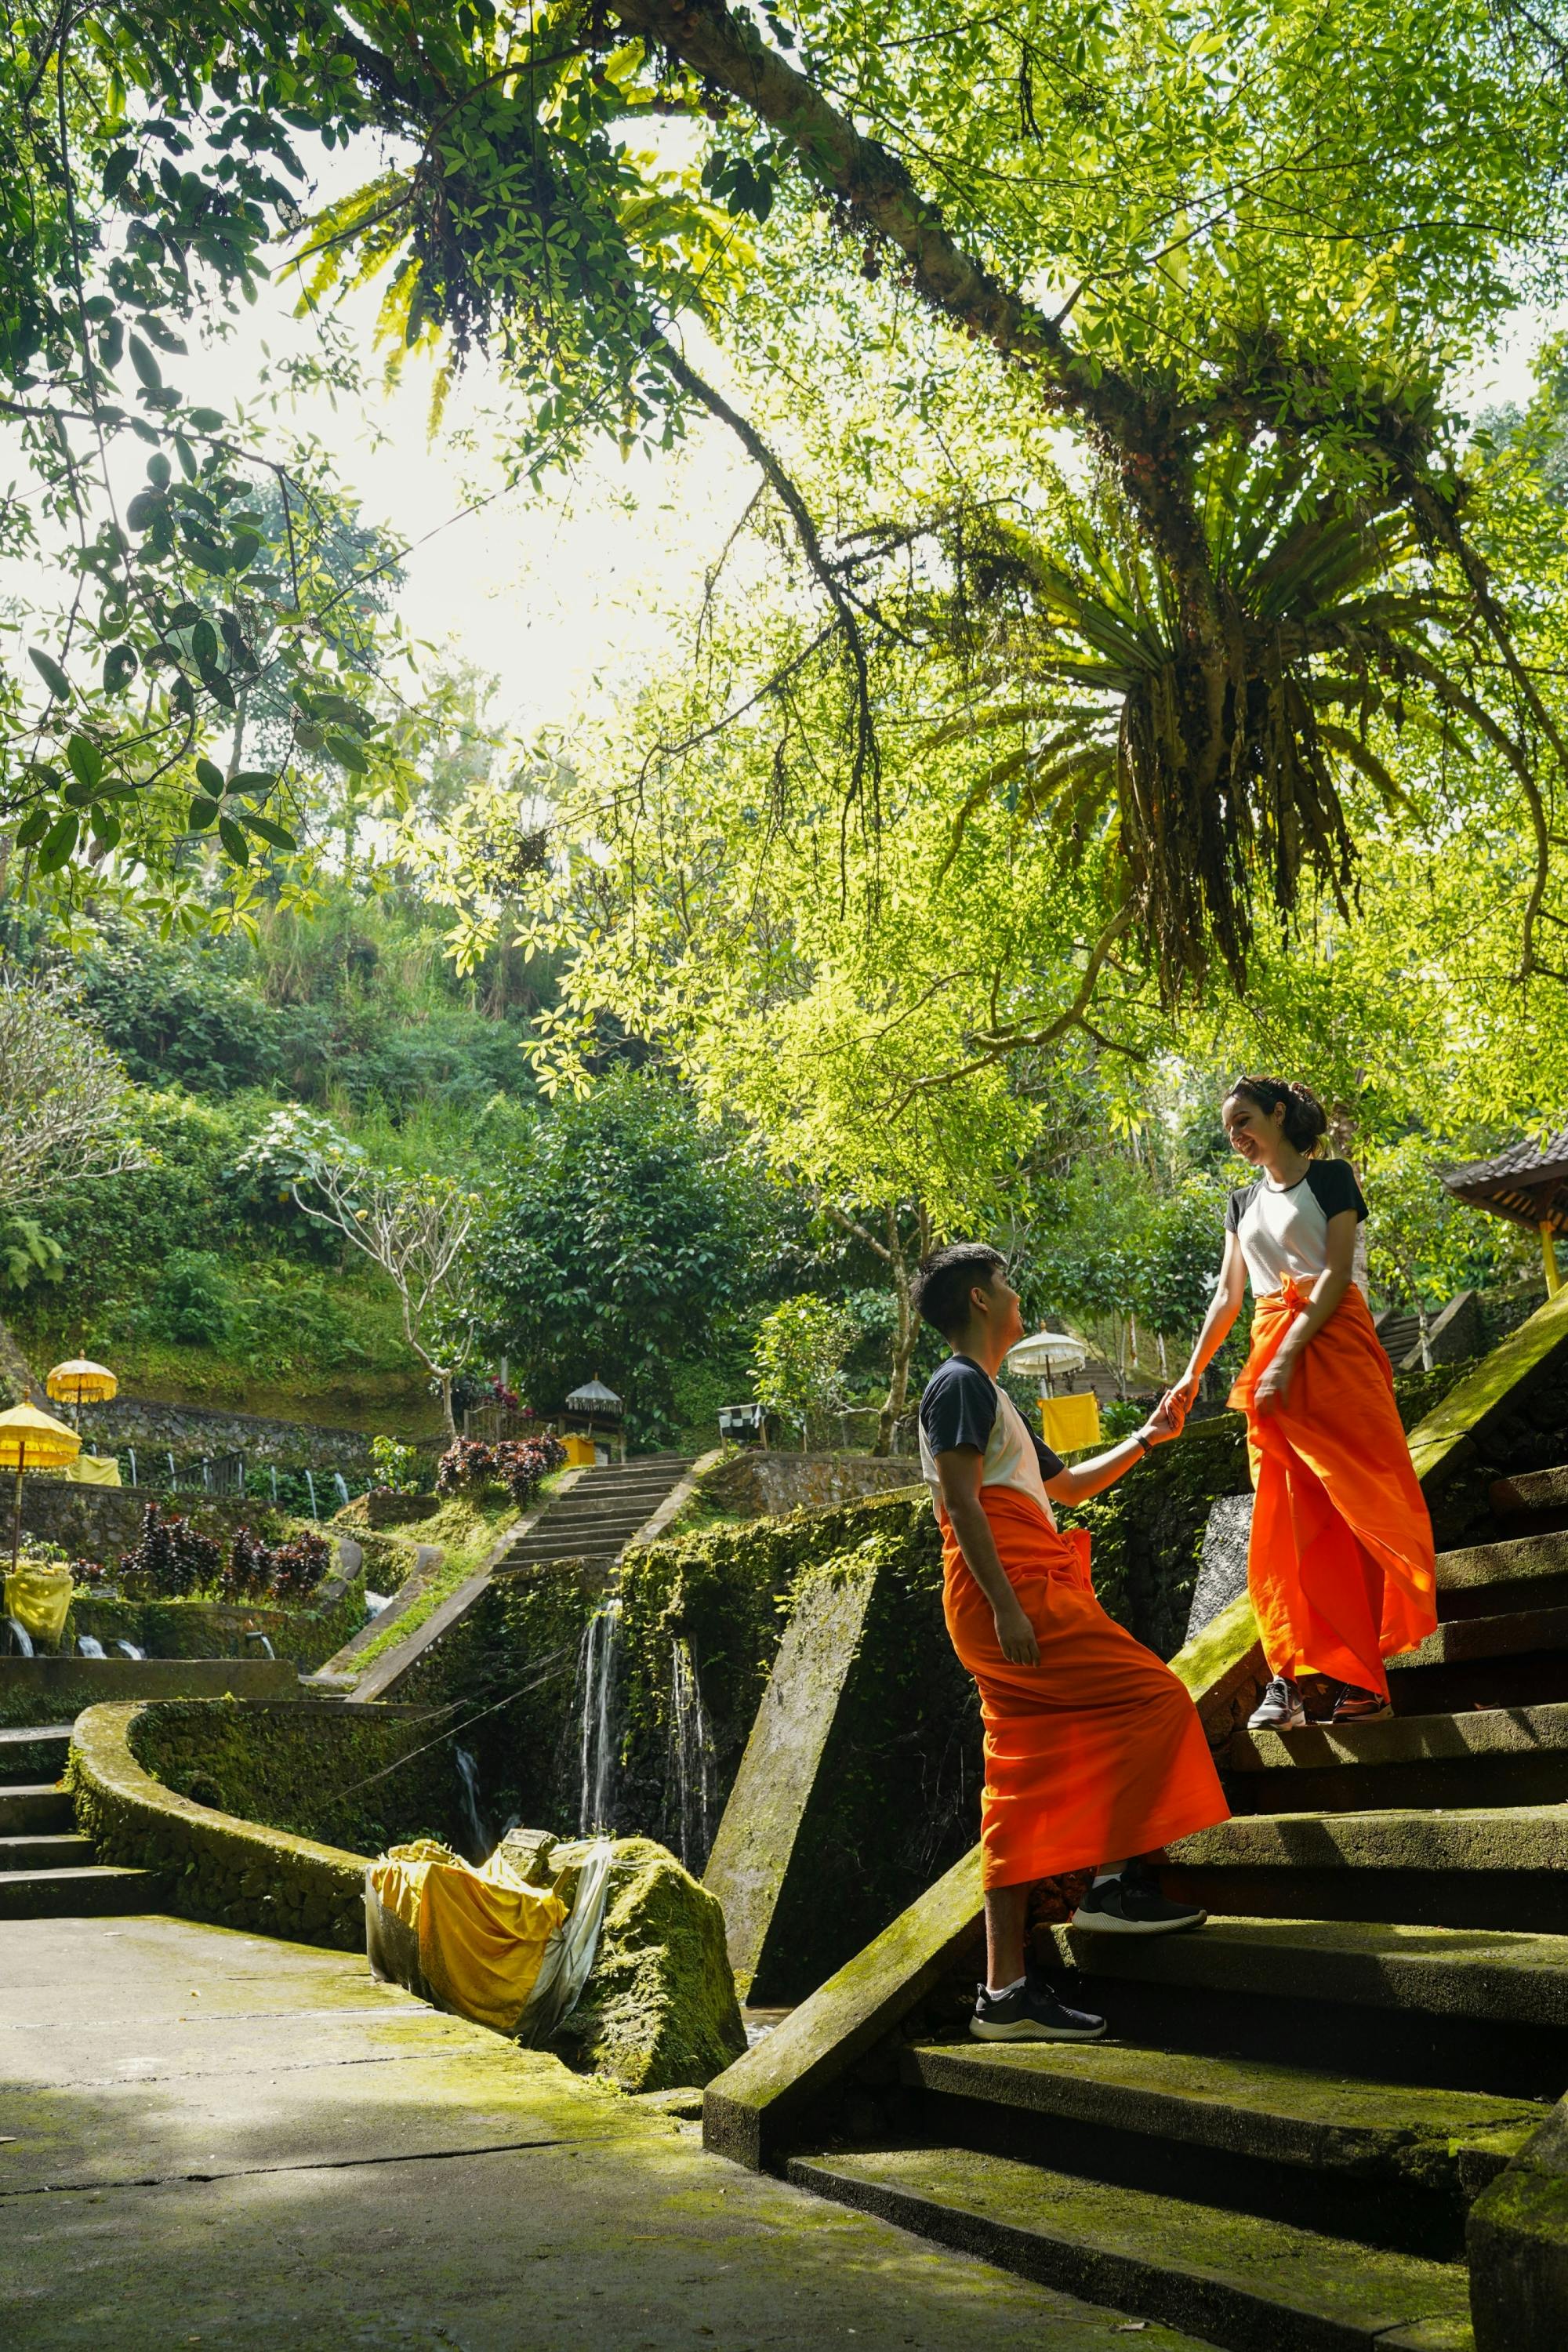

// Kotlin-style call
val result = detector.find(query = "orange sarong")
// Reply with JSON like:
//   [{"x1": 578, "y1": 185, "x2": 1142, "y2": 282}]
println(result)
[
  {"x1": 1231, "y1": 1279, "x2": 1436, "y2": 1696},
  {"x1": 941, "y1": 1486, "x2": 1229, "y2": 1889}
]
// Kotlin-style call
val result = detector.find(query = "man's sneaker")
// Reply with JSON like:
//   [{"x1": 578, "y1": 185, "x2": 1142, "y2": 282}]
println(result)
[
  {"x1": 1333, "y1": 1683, "x2": 1392, "y2": 1722},
  {"x1": 1248, "y1": 1675, "x2": 1306, "y2": 1730},
  {"x1": 1070, "y1": 1864, "x2": 1206, "y2": 1936},
  {"x1": 970, "y1": 1978, "x2": 1107, "y2": 2042}
]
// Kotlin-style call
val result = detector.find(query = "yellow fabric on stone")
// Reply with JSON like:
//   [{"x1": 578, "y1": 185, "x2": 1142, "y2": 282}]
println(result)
[
  {"x1": 5, "y1": 1562, "x2": 74, "y2": 1647},
  {"x1": 369, "y1": 1839, "x2": 566, "y2": 2034},
  {"x1": 60, "y1": 1454, "x2": 121, "y2": 1486},
  {"x1": 1039, "y1": 1390, "x2": 1102, "y2": 1454}
]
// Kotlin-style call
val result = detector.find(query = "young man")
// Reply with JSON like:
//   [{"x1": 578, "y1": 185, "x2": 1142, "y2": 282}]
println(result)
[{"x1": 916, "y1": 1241, "x2": 1230, "y2": 2043}]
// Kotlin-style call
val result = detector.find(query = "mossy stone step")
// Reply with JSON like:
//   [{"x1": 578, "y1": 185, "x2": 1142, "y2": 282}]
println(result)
[
  {"x1": 0, "y1": 1831, "x2": 93, "y2": 1871},
  {"x1": 1436, "y1": 1530, "x2": 1568, "y2": 1602},
  {"x1": 1490, "y1": 1465, "x2": 1568, "y2": 1522},
  {"x1": 902, "y1": 2040, "x2": 1538, "y2": 2192},
  {"x1": 787, "y1": 2143, "x2": 1473, "y2": 2351},
  {"x1": 1224, "y1": 1704, "x2": 1568, "y2": 1815},
  {"x1": 0, "y1": 1864, "x2": 168, "y2": 1918},
  {"x1": 1047, "y1": 1916, "x2": 1568, "y2": 2033},
  {"x1": 1388, "y1": 1604, "x2": 1568, "y2": 1669},
  {"x1": 0, "y1": 1781, "x2": 73, "y2": 1833}
]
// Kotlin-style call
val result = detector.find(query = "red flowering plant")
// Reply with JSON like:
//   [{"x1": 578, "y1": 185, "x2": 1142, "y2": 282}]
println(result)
[
  {"x1": 118, "y1": 1504, "x2": 223, "y2": 1599},
  {"x1": 435, "y1": 1437, "x2": 497, "y2": 1494},
  {"x1": 494, "y1": 1435, "x2": 568, "y2": 1509}
]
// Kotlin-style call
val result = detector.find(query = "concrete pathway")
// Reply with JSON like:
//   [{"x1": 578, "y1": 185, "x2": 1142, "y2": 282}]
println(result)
[{"x1": 0, "y1": 1911, "x2": 1203, "y2": 2350}]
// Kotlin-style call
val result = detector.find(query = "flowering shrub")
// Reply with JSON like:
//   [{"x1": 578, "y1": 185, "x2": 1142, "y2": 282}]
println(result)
[
  {"x1": 118, "y1": 1504, "x2": 223, "y2": 1600},
  {"x1": 434, "y1": 1433, "x2": 566, "y2": 1508},
  {"x1": 435, "y1": 1437, "x2": 496, "y2": 1494},
  {"x1": 222, "y1": 1525, "x2": 332, "y2": 1603},
  {"x1": 495, "y1": 1434, "x2": 567, "y2": 1508}
]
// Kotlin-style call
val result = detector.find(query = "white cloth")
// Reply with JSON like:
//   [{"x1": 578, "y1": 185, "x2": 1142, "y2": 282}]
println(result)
[
  {"x1": 1227, "y1": 1161, "x2": 1369, "y2": 1298},
  {"x1": 919, "y1": 1372, "x2": 1058, "y2": 1530}
]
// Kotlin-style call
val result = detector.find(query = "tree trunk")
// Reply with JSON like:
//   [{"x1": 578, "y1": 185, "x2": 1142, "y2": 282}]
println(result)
[
  {"x1": 874, "y1": 1218, "x2": 920, "y2": 1456},
  {"x1": 1417, "y1": 1305, "x2": 1433, "y2": 1374},
  {"x1": 439, "y1": 1371, "x2": 456, "y2": 1441}
]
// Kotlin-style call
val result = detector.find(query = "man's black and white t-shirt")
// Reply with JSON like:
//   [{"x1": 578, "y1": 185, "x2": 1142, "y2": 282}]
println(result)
[
  {"x1": 917, "y1": 1355, "x2": 1064, "y2": 1525},
  {"x1": 1225, "y1": 1160, "x2": 1369, "y2": 1297}
]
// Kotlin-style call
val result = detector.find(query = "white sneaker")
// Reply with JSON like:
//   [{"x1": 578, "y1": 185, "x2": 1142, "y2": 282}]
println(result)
[{"x1": 1248, "y1": 1675, "x2": 1305, "y2": 1730}]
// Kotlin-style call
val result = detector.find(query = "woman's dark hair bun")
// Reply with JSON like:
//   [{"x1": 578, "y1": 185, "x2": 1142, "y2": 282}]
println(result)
[{"x1": 1227, "y1": 1074, "x2": 1329, "y2": 1153}]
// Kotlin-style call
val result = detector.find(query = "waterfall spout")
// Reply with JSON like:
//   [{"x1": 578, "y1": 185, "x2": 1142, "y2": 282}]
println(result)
[
  {"x1": 2, "y1": 1617, "x2": 34, "y2": 1657},
  {"x1": 332, "y1": 1472, "x2": 350, "y2": 1509},
  {"x1": 666, "y1": 1635, "x2": 716, "y2": 1870},
  {"x1": 126, "y1": 1446, "x2": 137, "y2": 1488},
  {"x1": 270, "y1": 1465, "x2": 278, "y2": 1504},
  {"x1": 76, "y1": 1635, "x2": 106, "y2": 1657},
  {"x1": 243, "y1": 1632, "x2": 276, "y2": 1659},
  {"x1": 455, "y1": 1744, "x2": 490, "y2": 1858},
  {"x1": 304, "y1": 1469, "x2": 318, "y2": 1520},
  {"x1": 577, "y1": 1598, "x2": 623, "y2": 1835},
  {"x1": 113, "y1": 1639, "x2": 145, "y2": 1660},
  {"x1": 166, "y1": 1451, "x2": 177, "y2": 1489}
]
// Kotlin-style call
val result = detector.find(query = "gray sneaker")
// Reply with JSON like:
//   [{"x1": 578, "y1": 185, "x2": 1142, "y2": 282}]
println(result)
[
  {"x1": 1071, "y1": 1864, "x2": 1206, "y2": 1936},
  {"x1": 971, "y1": 1979, "x2": 1107, "y2": 2042},
  {"x1": 1249, "y1": 1675, "x2": 1306, "y2": 1730}
]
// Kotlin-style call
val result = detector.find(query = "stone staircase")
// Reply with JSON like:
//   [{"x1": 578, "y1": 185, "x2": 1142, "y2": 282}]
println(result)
[
  {"x1": 0, "y1": 1723, "x2": 164, "y2": 1918},
  {"x1": 782, "y1": 1459, "x2": 1568, "y2": 2349},
  {"x1": 492, "y1": 1453, "x2": 697, "y2": 1580}
]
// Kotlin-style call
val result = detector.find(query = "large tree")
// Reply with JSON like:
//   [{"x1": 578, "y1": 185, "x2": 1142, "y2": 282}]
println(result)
[{"x1": 6, "y1": 0, "x2": 1568, "y2": 995}]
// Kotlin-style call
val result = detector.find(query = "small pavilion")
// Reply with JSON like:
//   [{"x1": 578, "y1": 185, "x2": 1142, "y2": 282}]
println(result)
[{"x1": 1441, "y1": 1129, "x2": 1568, "y2": 1295}]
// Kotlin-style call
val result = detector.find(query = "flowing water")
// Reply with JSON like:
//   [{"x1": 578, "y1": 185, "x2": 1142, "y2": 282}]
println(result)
[
  {"x1": 455, "y1": 1744, "x2": 490, "y2": 1858},
  {"x1": 126, "y1": 1446, "x2": 137, "y2": 1488},
  {"x1": 269, "y1": 1465, "x2": 278, "y2": 1504},
  {"x1": 3, "y1": 1618, "x2": 34, "y2": 1657},
  {"x1": 76, "y1": 1635, "x2": 106, "y2": 1657},
  {"x1": 165, "y1": 1451, "x2": 176, "y2": 1489},
  {"x1": 576, "y1": 1598, "x2": 623, "y2": 1835},
  {"x1": 243, "y1": 1632, "x2": 276, "y2": 1659},
  {"x1": 332, "y1": 1472, "x2": 350, "y2": 1509},
  {"x1": 304, "y1": 1469, "x2": 318, "y2": 1520},
  {"x1": 113, "y1": 1639, "x2": 144, "y2": 1660},
  {"x1": 666, "y1": 1634, "x2": 716, "y2": 1871}
]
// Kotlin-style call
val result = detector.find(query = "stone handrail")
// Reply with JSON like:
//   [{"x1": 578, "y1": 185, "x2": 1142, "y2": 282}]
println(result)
[{"x1": 69, "y1": 1700, "x2": 368, "y2": 1950}]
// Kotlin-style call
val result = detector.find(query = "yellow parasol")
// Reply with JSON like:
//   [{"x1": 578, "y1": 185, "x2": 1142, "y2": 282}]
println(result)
[
  {"x1": 0, "y1": 1401, "x2": 82, "y2": 1577},
  {"x1": 45, "y1": 1357, "x2": 118, "y2": 1421}
]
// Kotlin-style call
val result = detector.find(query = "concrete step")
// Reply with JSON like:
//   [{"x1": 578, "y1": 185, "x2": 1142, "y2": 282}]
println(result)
[
  {"x1": 1225, "y1": 1703, "x2": 1568, "y2": 1813},
  {"x1": 1167, "y1": 1802, "x2": 1568, "y2": 1933},
  {"x1": 1033, "y1": 1916, "x2": 1568, "y2": 2098},
  {"x1": 0, "y1": 1831, "x2": 94, "y2": 1871},
  {"x1": 1434, "y1": 1530, "x2": 1568, "y2": 1617},
  {"x1": 902, "y1": 2041, "x2": 1537, "y2": 2258},
  {"x1": 0, "y1": 1864, "x2": 167, "y2": 1918},
  {"x1": 1490, "y1": 1465, "x2": 1568, "y2": 1531},
  {"x1": 0, "y1": 1722, "x2": 71, "y2": 1784},
  {"x1": 787, "y1": 2144, "x2": 1473, "y2": 2351},
  {"x1": 1391, "y1": 1604, "x2": 1568, "y2": 1668},
  {"x1": 0, "y1": 1782, "x2": 74, "y2": 1833}
]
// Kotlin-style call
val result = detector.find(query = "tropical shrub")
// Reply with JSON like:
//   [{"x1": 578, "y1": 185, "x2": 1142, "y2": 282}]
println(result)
[
  {"x1": 118, "y1": 1506, "x2": 223, "y2": 1600},
  {"x1": 368, "y1": 1435, "x2": 427, "y2": 1494},
  {"x1": 434, "y1": 1432, "x2": 566, "y2": 1509}
]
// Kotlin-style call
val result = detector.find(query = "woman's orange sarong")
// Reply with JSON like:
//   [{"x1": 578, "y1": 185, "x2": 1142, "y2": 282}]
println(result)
[
  {"x1": 941, "y1": 1486, "x2": 1229, "y2": 1889},
  {"x1": 1230, "y1": 1278, "x2": 1436, "y2": 1696}
]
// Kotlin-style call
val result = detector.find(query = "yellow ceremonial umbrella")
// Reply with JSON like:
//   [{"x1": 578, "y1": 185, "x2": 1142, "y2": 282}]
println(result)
[
  {"x1": 45, "y1": 1357, "x2": 118, "y2": 1424},
  {"x1": 0, "y1": 1402, "x2": 81, "y2": 1577}
]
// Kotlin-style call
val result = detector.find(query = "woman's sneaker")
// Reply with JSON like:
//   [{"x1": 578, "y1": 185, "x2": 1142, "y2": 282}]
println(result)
[
  {"x1": 970, "y1": 1978, "x2": 1107, "y2": 2042},
  {"x1": 1248, "y1": 1675, "x2": 1305, "y2": 1730},
  {"x1": 1333, "y1": 1683, "x2": 1392, "y2": 1722},
  {"x1": 1070, "y1": 1863, "x2": 1206, "y2": 1936}
]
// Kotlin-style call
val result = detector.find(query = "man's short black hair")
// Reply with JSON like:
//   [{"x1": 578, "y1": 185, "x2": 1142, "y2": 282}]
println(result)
[{"x1": 913, "y1": 1243, "x2": 1006, "y2": 1340}]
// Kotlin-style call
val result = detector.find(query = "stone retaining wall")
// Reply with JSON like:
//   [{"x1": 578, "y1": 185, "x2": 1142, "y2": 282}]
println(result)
[
  {"x1": 699, "y1": 1452, "x2": 922, "y2": 1519},
  {"x1": 20, "y1": 1480, "x2": 270, "y2": 1561},
  {"x1": 69, "y1": 1698, "x2": 459, "y2": 1946},
  {"x1": 72, "y1": 1579, "x2": 365, "y2": 1671},
  {"x1": 73, "y1": 1396, "x2": 386, "y2": 1468}
]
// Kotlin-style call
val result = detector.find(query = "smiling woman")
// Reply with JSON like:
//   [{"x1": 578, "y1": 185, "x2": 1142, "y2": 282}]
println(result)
[{"x1": 1170, "y1": 1076, "x2": 1438, "y2": 1728}]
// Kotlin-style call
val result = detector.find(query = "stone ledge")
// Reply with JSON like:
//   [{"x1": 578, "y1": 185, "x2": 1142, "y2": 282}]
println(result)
[
  {"x1": 1469, "y1": 2094, "x2": 1568, "y2": 2350},
  {"x1": 68, "y1": 1700, "x2": 376, "y2": 1950}
]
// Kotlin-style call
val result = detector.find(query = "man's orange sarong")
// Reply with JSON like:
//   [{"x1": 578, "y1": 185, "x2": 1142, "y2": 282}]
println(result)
[
  {"x1": 941, "y1": 1486, "x2": 1229, "y2": 1889},
  {"x1": 1231, "y1": 1279, "x2": 1436, "y2": 1696}
]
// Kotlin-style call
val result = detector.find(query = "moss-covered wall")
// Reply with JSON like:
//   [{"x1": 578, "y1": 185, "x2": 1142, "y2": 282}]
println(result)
[
  {"x1": 68, "y1": 1699, "x2": 445, "y2": 1948},
  {"x1": 124, "y1": 1695, "x2": 460, "y2": 1857},
  {"x1": 70, "y1": 1581, "x2": 365, "y2": 1672}
]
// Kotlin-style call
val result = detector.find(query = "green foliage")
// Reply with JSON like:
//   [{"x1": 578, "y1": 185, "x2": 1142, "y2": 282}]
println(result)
[
  {"x1": 0, "y1": 1217, "x2": 64, "y2": 1294},
  {"x1": 478, "y1": 1069, "x2": 781, "y2": 1448},
  {"x1": 369, "y1": 1435, "x2": 426, "y2": 1495},
  {"x1": 750, "y1": 1295, "x2": 855, "y2": 1437}
]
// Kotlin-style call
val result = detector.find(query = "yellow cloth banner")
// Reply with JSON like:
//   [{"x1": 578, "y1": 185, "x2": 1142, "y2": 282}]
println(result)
[
  {"x1": 368, "y1": 1840, "x2": 566, "y2": 2035},
  {"x1": 4, "y1": 1561, "x2": 74, "y2": 1647},
  {"x1": 60, "y1": 1454, "x2": 122, "y2": 1486},
  {"x1": 1039, "y1": 1390, "x2": 1102, "y2": 1455}
]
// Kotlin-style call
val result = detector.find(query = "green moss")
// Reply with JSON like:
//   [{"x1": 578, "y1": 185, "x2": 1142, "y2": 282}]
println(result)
[
  {"x1": 344, "y1": 1489, "x2": 528, "y2": 1671},
  {"x1": 558, "y1": 1836, "x2": 746, "y2": 2092},
  {"x1": 121, "y1": 1693, "x2": 459, "y2": 1855},
  {"x1": 71, "y1": 1580, "x2": 365, "y2": 1671}
]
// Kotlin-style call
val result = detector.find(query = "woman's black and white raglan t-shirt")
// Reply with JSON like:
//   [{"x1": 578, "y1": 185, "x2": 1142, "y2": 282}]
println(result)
[
  {"x1": 1225, "y1": 1160, "x2": 1369, "y2": 1297},
  {"x1": 918, "y1": 1356, "x2": 1064, "y2": 1526}
]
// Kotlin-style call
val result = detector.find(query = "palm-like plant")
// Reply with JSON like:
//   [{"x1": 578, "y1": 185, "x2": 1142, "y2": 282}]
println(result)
[{"x1": 937, "y1": 435, "x2": 1539, "y2": 990}]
